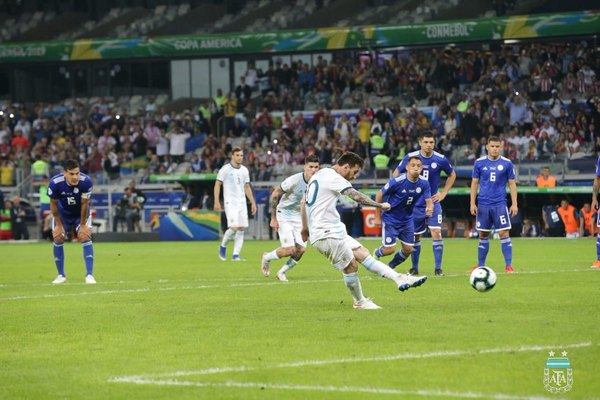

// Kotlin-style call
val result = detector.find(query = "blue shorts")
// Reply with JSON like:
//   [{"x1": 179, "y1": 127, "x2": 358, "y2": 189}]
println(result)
[
  {"x1": 413, "y1": 203, "x2": 443, "y2": 235},
  {"x1": 381, "y1": 219, "x2": 415, "y2": 247},
  {"x1": 476, "y1": 205, "x2": 512, "y2": 231},
  {"x1": 52, "y1": 212, "x2": 92, "y2": 232}
]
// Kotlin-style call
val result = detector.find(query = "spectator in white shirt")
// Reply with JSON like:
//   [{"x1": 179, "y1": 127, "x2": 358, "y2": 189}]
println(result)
[{"x1": 168, "y1": 122, "x2": 191, "y2": 163}]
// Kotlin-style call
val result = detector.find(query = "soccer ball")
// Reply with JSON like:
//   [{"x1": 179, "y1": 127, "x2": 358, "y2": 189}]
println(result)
[{"x1": 470, "y1": 266, "x2": 497, "y2": 292}]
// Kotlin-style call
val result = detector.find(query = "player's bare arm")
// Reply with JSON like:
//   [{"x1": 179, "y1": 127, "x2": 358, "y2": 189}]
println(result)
[
  {"x1": 213, "y1": 180, "x2": 222, "y2": 211},
  {"x1": 270, "y1": 187, "x2": 284, "y2": 228},
  {"x1": 245, "y1": 183, "x2": 257, "y2": 215},
  {"x1": 300, "y1": 195, "x2": 309, "y2": 242},
  {"x1": 592, "y1": 176, "x2": 600, "y2": 211},
  {"x1": 434, "y1": 170, "x2": 457, "y2": 202},
  {"x1": 508, "y1": 179, "x2": 518, "y2": 217},
  {"x1": 470, "y1": 178, "x2": 479, "y2": 216},
  {"x1": 78, "y1": 196, "x2": 92, "y2": 241},
  {"x1": 50, "y1": 198, "x2": 65, "y2": 241},
  {"x1": 425, "y1": 198, "x2": 434, "y2": 216},
  {"x1": 345, "y1": 188, "x2": 390, "y2": 210}
]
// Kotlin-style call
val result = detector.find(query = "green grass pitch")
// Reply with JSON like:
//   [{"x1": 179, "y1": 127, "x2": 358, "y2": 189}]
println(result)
[{"x1": 1, "y1": 238, "x2": 599, "y2": 399}]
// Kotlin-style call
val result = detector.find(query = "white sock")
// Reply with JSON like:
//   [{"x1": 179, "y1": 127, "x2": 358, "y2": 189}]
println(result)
[
  {"x1": 233, "y1": 231, "x2": 244, "y2": 256},
  {"x1": 265, "y1": 250, "x2": 280, "y2": 261},
  {"x1": 221, "y1": 228, "x2": 235, "y2": 247},
  {"x1": 279, "y1": 258, "x2": 297, "y2": 274},
  {"x1": 343, "y1": 272, "x2": 364, "y2": 302},
  {"x1": 361, "y1": 255, "x2": 401, "y2": 284}
]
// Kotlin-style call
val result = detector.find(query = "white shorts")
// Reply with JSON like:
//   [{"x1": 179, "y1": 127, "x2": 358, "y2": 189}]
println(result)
[
  {"x1": 312, "y1": 235, "x2": 362, "y2": 271},
  {"x1": 224, "y1": 203, "x2": 248, "y2": 228},
  {"x1": 278, "y1": 218, "x2": 306, "y2": 248}
]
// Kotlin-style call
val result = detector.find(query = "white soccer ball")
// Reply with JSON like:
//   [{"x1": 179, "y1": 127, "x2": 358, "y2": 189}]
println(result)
[{"x1": 470, "y1": 266, "x2": 497, "y2": 292}]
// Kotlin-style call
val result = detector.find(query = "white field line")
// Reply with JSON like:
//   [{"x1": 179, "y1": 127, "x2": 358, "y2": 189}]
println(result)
[
  {"x1": 111, "y1": 342, "x2": 592, "y2": 380},
  {"x1": 1, "y1": 267, "x2": 597, "y2": 302},
  {"x1": 108, "y1": 378, "x2": 563, "y2": 400},
  {"x1": 109, "y1": 342, "x2": 593, "y2": 399}
]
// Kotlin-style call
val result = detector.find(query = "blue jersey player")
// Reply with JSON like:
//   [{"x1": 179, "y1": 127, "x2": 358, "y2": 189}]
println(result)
[
  {"x1": 394, "y1": 132, "x2": 456, "y2": 276},
  {"x1": 48, "y1": 159, "x2": 96, "y2": 284},
  {"x1": 470, "y1": 136, "x2": 518, "y2": 273},
  {"x1": 374, "y1": 156, "x2": 433, "y2": 273},
  {"x1": 590, "y1": 155, "x2": 600, "y2": 269}
]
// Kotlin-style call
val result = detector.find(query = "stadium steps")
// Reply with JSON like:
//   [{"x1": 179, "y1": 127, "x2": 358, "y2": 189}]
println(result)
[
  {"x1": 16, "y1": 11, "x2": 87, "y2": 41},
  {"x1": 83, "y1": 6, "x2": 149, "y2": 39},
  {"x1": 434, "y1": 0, "x2": 494, "y2": 20},
  {"x1": 215, "y1": 1, "x2": 287, "y2": 33},
  {"x1": 149, "y1": 3, "x2": 226, "y2": 36},
  {"x1": 290, "y1": 0, "x2": 370, "y2": 29}
]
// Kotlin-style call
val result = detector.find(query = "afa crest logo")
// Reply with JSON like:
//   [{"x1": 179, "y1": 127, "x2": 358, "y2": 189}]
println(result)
[{"x1": 543, "y1": 351, "x2": 573, "y2": 393}]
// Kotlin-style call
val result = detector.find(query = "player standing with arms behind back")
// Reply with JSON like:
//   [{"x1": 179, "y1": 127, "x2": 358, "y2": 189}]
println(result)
[
  {"x1": 394, "y1": 132, "x2": 456, "y2": 276},
  {"x1": 470, "y1": 136, "x2": 518, "y2": 273},
  {"x1": 301, "y1": 152, "x2": 426, "y2": 310},
  {"x1": 48, "y1": 159, "x2": 95, "y2": 284},
  {"x1": 261, "y1": 155, "x2": 320, "y2": 281},
  {"x1": 214, "y1": 147, "x2": 257, "y2": 261}
]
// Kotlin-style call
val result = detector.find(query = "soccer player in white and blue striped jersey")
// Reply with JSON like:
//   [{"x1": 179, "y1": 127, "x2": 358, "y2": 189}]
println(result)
[
  {"x1": 47, "y1": 159, "x2": 96, "y2": 284},
  {"x1": 395, "y1": 132, "x2": 456, "y2": 276},
  {"x1": 470, "y1": 136, "x2": 518, "y2": 273},
  {"x1": 261, "y1": 155, "x2": 320, "y2": 281}
]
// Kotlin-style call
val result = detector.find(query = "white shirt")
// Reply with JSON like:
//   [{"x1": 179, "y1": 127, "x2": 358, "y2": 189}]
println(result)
[
  {"x1": 168, "y1": 131, "x2": 191, "y2": 156},
  {"x1": 305, "y1": 167, "x2": 351, "y2": 243},
  {"x1": 216, "y1": 163, "x2": 250, "y2": 207},
  {"x1": 277, "y1": 172, "x2": 308, "y2": 221}
]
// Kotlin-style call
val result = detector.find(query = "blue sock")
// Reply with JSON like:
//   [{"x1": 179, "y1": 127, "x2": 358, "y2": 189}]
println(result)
[
  {"x1": 478, "y1": 237, "x2": 490, "y2": 266},
  {"x1": 374, "y1": 246, "x2": 384, "y2": 258},
  {"x1": 500, "y1": 237, "x2": 512, "y2": 267},
  {"x1": 411, "y1": 241, "x2": 421, "y2": 270},
  {"x1": 82, "y1": 240, "x2": 94, "y2": 275},
  {"x1": 388, "y1": 250, "x2": 409, "y2": 269},
  {"x1": 432, "y1": 240, "x2": 443, "y2": 269},
  {"x1": 53, "y1": 242, "x2": 65, "y2": 276},
  {"x1": 596, "y1": 234, "x2": 600, "y2": 260}
]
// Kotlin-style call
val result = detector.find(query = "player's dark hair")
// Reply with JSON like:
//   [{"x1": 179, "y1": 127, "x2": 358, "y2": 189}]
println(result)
[
  {"x1": 408, "y1": 155, "x2": 422, "y2": 164},
  {"x1": 304, "y1": 155, "x2": 319, "y2": 164},
  {"x1": 64, "y1": 159, "x2": 80, "y2": 171},
  {"x1": 488, "y1": 135, "x2": 501, "y2": 143},
  {"x1": 419, "y1": 131, "x2": 435, "y2": 140},
  {"x1": 336, "y1": 152, "x2": 364, "y2": 168}
]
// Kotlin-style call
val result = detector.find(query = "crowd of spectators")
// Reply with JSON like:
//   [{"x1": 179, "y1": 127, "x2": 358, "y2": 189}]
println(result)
[{"x1": 0, "y1": 40, "x2": 598, "y2": 190}]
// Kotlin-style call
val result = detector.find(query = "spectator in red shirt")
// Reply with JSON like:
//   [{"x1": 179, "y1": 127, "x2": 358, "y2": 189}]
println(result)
[{"x1": 11, "y1": 130, "x2": 29, "y2": 151}]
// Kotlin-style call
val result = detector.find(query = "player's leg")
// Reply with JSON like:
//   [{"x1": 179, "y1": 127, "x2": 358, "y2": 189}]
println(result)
[
  {"x1": 51, "y1": 216, "x2": 67, "y2": 284},
  {"x1": 475, "y1": 206, "x2": 493, "y2": 268},
  {"x1": 592, "y1": 218, "x2": 600, "y2": 268},
  {"x1": 429, "y1": 204, "x2": 444, "y2": 275},
  {"x1": 410, "y1": 216, "x2": 427, "y2": 274},
  {"x1": 262, "y1": 219, "x2": 295, "y2": 276},
  {"x1": 276, "y1": 222, "x2": 306, "y2": 281},
  {"x1": 374, "y1": 221, "x2": 397, "y2": 258},
  {"x1": 77, "y1": 216, "x2": 95, "y2": 283},
  {"x1": 276, "y1": 245, "x2": 303, "y2": 281},
  {"x1": 313, "y1": 237, "x2": 376, "y2": 308},
  {"x1": 219, "y1": 205, "x2": 236, "y2": 260},
  {"x1": 388, "y1": 225, "x2": 415, "y2": 269},
  {"x1": 231, "y1": 206, "x2": 249, "y2": 260},
  {"x1": 494, "y1": 206, "x2": 514, "y2": 273}
]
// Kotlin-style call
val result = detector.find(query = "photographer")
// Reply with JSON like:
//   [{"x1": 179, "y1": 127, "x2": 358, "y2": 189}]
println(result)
[{"x1": 112, "y1": 187, "x2": 141, "y2": 232}]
